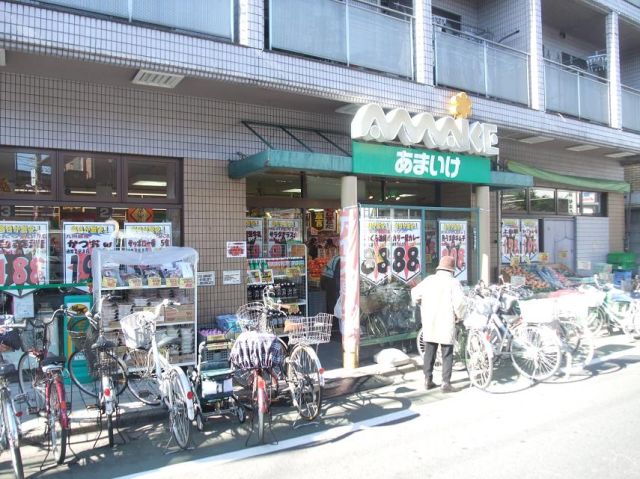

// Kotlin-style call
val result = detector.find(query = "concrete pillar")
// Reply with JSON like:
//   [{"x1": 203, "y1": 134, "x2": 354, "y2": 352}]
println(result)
[
  {"x1": 414, "y1": 0, "x2": 433, "y2": 85},
  {"x1": 527, "y1": 0, "x2": 544, "y2": 111},
  {"x1": 477, "y1": 186, "x2": 491, "y2": 284},
  {"x1": 238, "y1": 0, "x2": 264, "y2": 49},
  {"x1": 340, "y1": 176, "x2": 360, "y2": 369},
  {"x1": 607, "y1": 12, "x2": 622, "y2": 129}
]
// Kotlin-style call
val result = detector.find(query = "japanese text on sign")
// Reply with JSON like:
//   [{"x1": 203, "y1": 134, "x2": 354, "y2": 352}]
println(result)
[
  {"x1": 63, "y1": 221, "x2": 116, "y2": 284},
  {"x1": 395, "y1": 151, "x2": 461, "y2": 179},
  {"x1": 0, "y1": 221, "x2": 49, "y2": 290}
]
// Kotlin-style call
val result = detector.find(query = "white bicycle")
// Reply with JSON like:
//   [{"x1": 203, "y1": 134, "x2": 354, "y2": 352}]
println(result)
[{"x1": 120, "y1": 300, "x2": 195, "y2": 450}]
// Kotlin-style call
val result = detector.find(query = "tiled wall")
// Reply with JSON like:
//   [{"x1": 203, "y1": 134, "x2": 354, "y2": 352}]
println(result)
[{"x1": 608, "y1": 193, "x2": 625, "y2": 250}]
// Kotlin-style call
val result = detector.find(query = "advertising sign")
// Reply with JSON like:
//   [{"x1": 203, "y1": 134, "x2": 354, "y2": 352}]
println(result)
[
  {"x1": 226, "y1": 241, "x2": 247, "y2": 258},
  {"x1": 123, "y1": 222, "x2": 172, "y2": 252},
  {"x1": 391, "y1": 220, "x2": 421, "y2": 283},
  {"x1": 501, "y1": 219, "x2": 521, "y2": 264},
  {"x1": 63, "y1": 222, "x2": 116, "y2": 284},
  {"x1": 359, "y1": 219, "x2": 392, "y2": 285},
  {"x1": 438, "y1": 220, "x2": 468, "y2": 281},
  {"x1": 0, "y1": 221, "x2": 49, "y2": 294},
  {"x1": 520, "y1": 219, "x2": 539, "y2": 263},
  {"x1": 424, "y1": 220, "x2": 438, "y2": 270},
  {"x1": 246, "y1": 218, "x2": 263, "y2": 258},
  {"x1": 266, "y1": 219, "x2": 301, "y2": 258}
]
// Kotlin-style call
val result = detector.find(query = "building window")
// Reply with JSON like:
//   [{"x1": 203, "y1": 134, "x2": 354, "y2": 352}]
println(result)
[
  {"x1": 502, "y1": 189, "x2": 527, "y2": 212},
  {"x1": 581, "y1": 192, "x2": 602, "y2": 215},
  {"x1": 557, "y1": 190, "x2": 579, "y2": 215},
  {"x1": 530, "y1": 188, "x2": 556, "y2": 213},
  {"x1": 62, "y1": 154, "x2": 119, "y2": 200},
  {"x1": 126, "y1": 158, "x2": 179, "y2": 202},
  {"x1": 500, "y1": 187, "x2": 605, "y2": 216},
  {"x1": 0, "y1": 149, "x2": 54, "y2": 198}
]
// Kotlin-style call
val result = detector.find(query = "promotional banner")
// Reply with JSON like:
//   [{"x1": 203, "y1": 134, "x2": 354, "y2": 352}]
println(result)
[
  {"x1": 245, "y1": 218, "x2": 263, "y2": 258},
  {"x1": 63, "y1": 222, "x2": 116, "y2": 284},
  {"x1": 124, "y1": 222, "x2": 172, "y2": 251},
  {"x1": 391, "y1": 220, "x2": 421, "y2": 283},
  {"x1": 340, "y1": 206, "x2": 360, "y2": 365},
  {"x1": 501, "y1": 219, "x2": 521, "y2": 264},
  {"x1": 266, "y1": 219, "x2": 301, "y2": 258},
  {"x1": 359, "y1": 219, "x2": 392, "y2": 284},
  {"x1": 520, "y1": 219, "x2": 540, "y2": 262},
  {"x1": 424, "y1": 220, "x2": 438, "y2": 271},
  {"x1": 0, "y1": 221, "x2": 48, "y2": 294},
  {"x1": 439, "y1": 220, "x2": 468, "y2": 281}
]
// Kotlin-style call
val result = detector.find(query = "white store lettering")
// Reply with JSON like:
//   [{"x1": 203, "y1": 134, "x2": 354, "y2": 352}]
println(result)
[
  {"x1": 351, "y1": 104, "x2": 499, "y2": 156},
  {"x1": 395, "y1": 151, "x2": 461, "y2": 178}
]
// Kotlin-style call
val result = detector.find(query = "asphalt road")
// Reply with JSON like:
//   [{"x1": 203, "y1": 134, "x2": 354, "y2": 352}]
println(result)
[{"x1": 5, "y1": 337, "x2": 640, "y2": 479}]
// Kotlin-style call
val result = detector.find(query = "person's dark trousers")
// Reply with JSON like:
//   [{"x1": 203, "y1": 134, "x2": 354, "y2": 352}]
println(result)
[{"x1": 423, "y1": 342, "x2": 454, "y2": 384}]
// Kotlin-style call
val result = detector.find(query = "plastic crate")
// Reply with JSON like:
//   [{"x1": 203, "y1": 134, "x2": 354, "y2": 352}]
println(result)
[{"x1": 613, "y1": 270, "x2": 633, "y2": 287}]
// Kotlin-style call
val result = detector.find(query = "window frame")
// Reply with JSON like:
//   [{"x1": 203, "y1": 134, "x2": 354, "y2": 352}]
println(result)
[
  {"x1": 0, "y1": 147, "x2": 58, "y2": 201},
  {"x1": 124, "y1": 156, "x2": 182, "y2": 205},
  {"x1": 59, "y1": 152, "x2": 122, "y2": 203}
]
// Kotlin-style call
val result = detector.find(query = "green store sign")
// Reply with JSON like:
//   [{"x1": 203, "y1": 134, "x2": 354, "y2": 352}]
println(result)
[{"x1": 352, "y1": 142, "x2": 492, "y2": 184}]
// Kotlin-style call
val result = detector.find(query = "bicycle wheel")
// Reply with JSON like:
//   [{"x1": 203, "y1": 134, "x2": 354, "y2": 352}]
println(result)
[
  {"x1": 416, "y1": 328, "x2": 425, "y2": 357},
  {"x1": 585, "y1": 306, "x2": 606, "y2": 336},
  {"x1": 168, "y1": 369, "x2": 192, "y2": 450},
  {"x1": 255, "y1": 375, "x2": 267, "y2": 444},
  {"x1": 123, "y1": 349, "x2": 161, "y2": 406},
  {"x1": 67, "y1": 350, "x2": 127, "y2": 399},
  {"x1": 434, "y1": 329, "x2": 466, "y2": 372},
  {"x1": 560, "y1": 319, "x2": 595, "y2": 369},
  {"x1": 287, "y1": 345, "x2": 322, "y2": 420},
  {"x1": 510, "y1": 324, "x2": 562, "y2": 381},
  {"x1": 2, "y1": 400, "x2": 24, "y2": 479},
  {"x1": 465, "y1": 330, "x2": 493, "y2": 390},
  {"x1": 17, "y1": 352, "x2": 45, "y2": 410},
  {"x1": 48, "y1": 381, "x2": 67, "y2": 464}
]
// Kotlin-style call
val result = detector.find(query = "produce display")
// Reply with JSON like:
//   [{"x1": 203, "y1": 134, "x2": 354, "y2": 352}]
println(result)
[
  {"x1": 308, "y1": 257, "x2": 330, "y2": 281},
  {"x1": 501, "y1": 264, "x2": 577, "y2": 291}
]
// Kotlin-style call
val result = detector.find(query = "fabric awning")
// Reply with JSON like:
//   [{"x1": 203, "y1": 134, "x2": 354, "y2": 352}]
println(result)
[{"x1": 506, "y1": 160, "x2": 630, "y2": 193}]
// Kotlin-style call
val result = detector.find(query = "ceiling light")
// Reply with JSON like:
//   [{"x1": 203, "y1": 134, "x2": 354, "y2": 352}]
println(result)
[
  {"x1": 398, "y1": 193, "x2": 416, "y2": 198},
  {"x1": 566, "y1": 144, "x2": 599, "y2": 152},
  {"x1": 132, "y1": 69, "x2": 184, "y2": 89},
  {"x1": 605, "y1": 151, "x2": 637, "y2": 158},
  {"x1": 518, "y1": 136, "x2": 554, "y2": 144},
  {"x1": 133, "y1": 180, "x2": 167, "y2": 187},
  {"x1": 282, "y1": 188, "x2": 302, "y2": 193}
]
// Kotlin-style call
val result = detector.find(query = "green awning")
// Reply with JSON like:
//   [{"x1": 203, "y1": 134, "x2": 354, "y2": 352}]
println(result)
[
  {"x1": 228, "y1": 150, "x2": 351, "y2": 179},
  {"x1": 506, "y1": 160, "x2": 630, "y2": 193}
]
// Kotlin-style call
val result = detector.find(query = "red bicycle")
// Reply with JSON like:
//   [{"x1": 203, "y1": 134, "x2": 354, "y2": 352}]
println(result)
[{"x1": 17, "y1": 308, "x2": 71, "y2": 464}]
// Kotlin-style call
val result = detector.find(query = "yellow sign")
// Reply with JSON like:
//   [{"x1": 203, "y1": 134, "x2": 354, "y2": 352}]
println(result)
[
  {"x1": 539, "y1": 252, "x2": 549, "y2": 263},
  {"x1": 448, "y1": 92, "x2": 472, "y2": 119},
  {"x1": 166, "y1": 277, "x2": 180, "y2": 288},
  {"x1": 558, "y1": 250, "x2": 568, "y2": 260},
  {"x1": 510, "y1": 256, "x2": 520, "y2": 267},
  {"x1": 147, "y1": 277, "x2": 162, "y2": 287}
]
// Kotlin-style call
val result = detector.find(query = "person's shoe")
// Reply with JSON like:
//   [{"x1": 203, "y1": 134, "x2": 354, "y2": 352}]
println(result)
[
  {"x1": 441, "y1": 383, "x2": 460, "y2": 393},
  {"x1": 424, "y1": 380, "x2": 439, "y2": 390}
]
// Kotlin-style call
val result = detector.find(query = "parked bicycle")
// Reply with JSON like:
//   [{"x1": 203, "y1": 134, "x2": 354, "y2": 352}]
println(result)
[
  {"x1": 17, "y1": 308, "x2": 71, "y2": 465},
  {"x1": 66, "y1": 296, "x2": 128, "y2": 447},
  {"x1": 120, "y1": 299, "x2": 196, "y2": 450},
  {"x1": 582, "y1": 276, "x2": 640, "y2": 337},
  {"x1": 0, "y1": 316, "x2": 28, "y2": 479}
]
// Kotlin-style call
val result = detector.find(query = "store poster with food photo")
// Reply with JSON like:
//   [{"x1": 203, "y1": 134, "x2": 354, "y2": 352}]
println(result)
[
  {"x1": 359, "y1": 219, "x2": 392, "y2": 285},
  {"x1": 245, "y1": 218, "x2": 263, "y2": 258},
  {"x1": 63, "y1": 222, "x2": 116, "y2": 285},
  {"x1": 0, "y1": 221, "x2": 49, "y2": 293},
  {"x1": 520, "y1": 219, "x2": 540, "y2": 263},
  {"x1": 266, "y1": 219, "x2": 301, "y2": 257},
  {"x1": 438, "y1": 220, "x2": 468, "y2": 281},
  {"x1": 501, "y1": 218, "x2": 521, "y2": 264},
  {"x1": 391, "y1": 220, "x2": 421, "y2": 283},
  {"x1": 123, "y1": 222, "x2": 172, "y2": 252}
]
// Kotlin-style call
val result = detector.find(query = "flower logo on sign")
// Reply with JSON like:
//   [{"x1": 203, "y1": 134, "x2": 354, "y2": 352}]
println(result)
[{"x1": 448, "y1": 92, "x2": 472, "y2": 119}]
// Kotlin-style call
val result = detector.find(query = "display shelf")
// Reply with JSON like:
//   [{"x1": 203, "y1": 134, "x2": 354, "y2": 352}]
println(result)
[{"x1": 92, "y1": 247, "x2": 199, "y2": 368}]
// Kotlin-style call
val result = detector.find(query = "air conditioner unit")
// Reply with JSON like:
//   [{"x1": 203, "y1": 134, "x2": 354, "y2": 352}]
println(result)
[{"x1": 131, "y1": 70, "x2": 184, "y2": 89}]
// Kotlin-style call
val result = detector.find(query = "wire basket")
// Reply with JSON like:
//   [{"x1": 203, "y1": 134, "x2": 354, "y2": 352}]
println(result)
[
  {"x1": 235, "y1": 302, "x2": 267, "y2": 332},
  {"x1": 120, "y1": 311, "x2": 155, "y2": 350},
  {"x1": 19, "y1": 319, "x2": 50, "y2": 352},
  {"x1": 67, "y1": 316, "x2": 97, "y2": 353},
  {"x1": 285, "y1": 313, "x2": 333, "y2": 345}
]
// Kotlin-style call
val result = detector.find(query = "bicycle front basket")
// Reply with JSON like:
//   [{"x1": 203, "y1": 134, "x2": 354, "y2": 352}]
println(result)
[
  {"x1": 285, "y1": 313, "x2": 333, "y2": 345},
  {"x1": 235, "y1": 302, "x2": 266, "y2": 332},
  {"x1": 120, "y1": 311, "x2": 154, "y2": 350}
]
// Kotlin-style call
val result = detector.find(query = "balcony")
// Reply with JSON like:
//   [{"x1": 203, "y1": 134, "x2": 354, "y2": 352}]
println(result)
[
  {"x1": 434, "y1": 27, "x2": 529, "y2": 106},
  {"x1": 33, "y1": 0, "x2": 234, "y2": 40},
  {"x1": 544, "y1": 59, "x2": 609, "y2": 124},
  {"x1": 622, "y1": 86, "x2": 640, "y2": 132},
  {"x1": 268, "y1": 0, "x2": 414, "y2": 78}
]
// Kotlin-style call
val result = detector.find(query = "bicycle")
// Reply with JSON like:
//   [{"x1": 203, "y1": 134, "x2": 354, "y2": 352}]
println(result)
[
  {"x1": 66, "y1": 296, "x2": 128, "y2": 447},
  {"x1": 0, "y1": 316, "x2": 28, "y2": 479},
  {"x1": 17, "y1": 309, "x2": 71, "y2": 465},
  {"x1": 119, "y1": 299, "x2": 196, "y2": 450},
  {"x1": 582, "y1": 276, "x2": 640, "y2": 337}
]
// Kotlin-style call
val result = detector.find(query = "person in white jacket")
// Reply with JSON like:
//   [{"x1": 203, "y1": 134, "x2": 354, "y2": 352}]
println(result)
[{"x1": 411, "y1": 255, "x2": 467, "y2": 393}]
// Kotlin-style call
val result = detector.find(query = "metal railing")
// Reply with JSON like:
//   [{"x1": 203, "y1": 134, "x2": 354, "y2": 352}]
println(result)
[
  {"x1": 544, "y1": 59, "x2": 609, "y2": 124},
  {"x1": 34, "y1": 0, "x2": 234, "y2": 40},
  {"x1": 433, "y1": 26, "x2": 530, "y2": 106},
  {"x1": 622, "y1": 85, "x2": 640, "y2": 132},
  {"x1": 268, "y1": 0, "x2": 414, "y2": 78}
]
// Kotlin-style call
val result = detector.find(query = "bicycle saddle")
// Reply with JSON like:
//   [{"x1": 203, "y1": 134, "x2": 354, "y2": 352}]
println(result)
[
  {"x1": 0, "y1": 362, "x2": 16, "y2": 376},
  {"x1": 91, "y1": 335, "x2": 115, "y2": 351},
  {"x1": 42, "y1": 355, "x2": 66, "y2": 366},
  {"x1": 156, "y1": 335, "x2": 180, "y2": 349}
]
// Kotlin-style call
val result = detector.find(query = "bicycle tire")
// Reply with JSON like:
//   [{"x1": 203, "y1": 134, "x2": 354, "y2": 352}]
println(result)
[
  {"x1": 585, "y1": 306, "x2": 606, "y2": 336},
  {"x1": 510, "y1": 324, "x2": 562, "y2": 381},
  {"x1": 465, "y1": 330, "x2": 493, "y2": 390},
  {"x1": 560, "y1": 319, "x2": 595, "y2": 369},
  {"x1": 168, "y1": 369, "x2": 192, "y2": 450},
  {"x1": 287, "y1": 345, "x2": 323, "y2": 421},
  {"x1": 416, "y1": 329, "x2": 425, "y2": 357},
  {"x1": 434, "y1": 328, "x2": 466, "y2": 372},
  {"x1": 123, "y1": 349, "x2": 161, "y2": 406},
  {"x1": 257, "y1": 383, "x2": 266, "y2": 444},
  {"x1": 17, "y1": 352, "x2": 44, "y2": 411},
  {"x1": 67, "y1": 350, "x2": 127, "y2": 399},
  {"x1": 48, "y1": 381, "x2": 67, "y2": 464},
  {"x1": 2, "y1": 400, "x2": 24, "y2": 479}
]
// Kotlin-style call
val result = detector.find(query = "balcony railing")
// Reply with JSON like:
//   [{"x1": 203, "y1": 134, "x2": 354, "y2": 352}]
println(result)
[
  {"x1": 434, "y1": 28, "x2": 530, "y2": 106},
  {"x1": 544, "y1": 59, "x2": 609, "y2": 124},
  {"x1": 622, "y1": 85, "x2": 640, "y2": 132},
  {"x1": 35, "y1": 0, "x2": 234, "y2": 40},
  {"x1": 268, "y1": 0, "x2": 414, "y2": 78}
]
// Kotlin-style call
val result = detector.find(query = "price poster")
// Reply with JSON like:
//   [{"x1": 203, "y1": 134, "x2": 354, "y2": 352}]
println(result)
[
  {"x1": 310, "y1": 210, "x2": 325, "y2": 231},
  {"x1": 266, "y1": 219, "x2": 301, "y2": 258},
  {"x1": 391, "y1": 220, "x2": 421, "y2": 283},
  {"x1": 501, "y1": 219, "x2": 521, "y2": 264},
  {"x1": 63, "y1": 222, "x2": 116, "y2": 284},
  {"x1": 520, "y1": 219, "x2": 539, "y2": 262},
  {"x1": 246, "y1": 218, "x2": 263, "y2": 258},
  {"x1": 0, "y1": 221, "x2": 49, "y2": 294},
  {"x1": 359, "y1": 219, "x2": 392, "y2": 284},
  {"x1": 124, "y1": 222, "x2": 172, "y2": 252},
  {"x1": 424, "y1": 220, "x2": 438, "y2": 269},
  {"x1": 438, "y1": 220, "x2": 468, "y2": 282}
]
